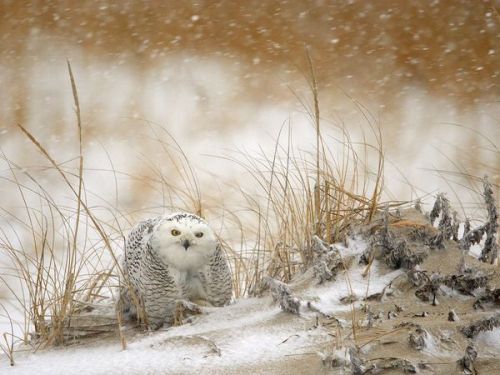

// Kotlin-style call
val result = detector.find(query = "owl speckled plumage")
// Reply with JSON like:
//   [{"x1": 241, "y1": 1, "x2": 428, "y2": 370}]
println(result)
[{"x1": 119, "y1": 212, "x2": 232, "y2": 329}]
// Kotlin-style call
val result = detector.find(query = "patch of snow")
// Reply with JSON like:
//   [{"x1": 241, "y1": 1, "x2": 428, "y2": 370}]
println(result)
[
  {"x1": 469, "y1": 243, "x2": 483, "y2": 258},
  {"x1": 305, "y1": 260, "x2": 403, "y2": 316},
  {"x1": 421, "y1": 330, "x2": 443, "y2": 357},
  {"x1": 343, "y1": 236, "x2": 369, "y2": 256},
  {"x1": 475, "y1": 327, "x2": 500, "y2": 357},
  {"x1": 4, "y1": 297, "x2": 330, "y2": 374}
]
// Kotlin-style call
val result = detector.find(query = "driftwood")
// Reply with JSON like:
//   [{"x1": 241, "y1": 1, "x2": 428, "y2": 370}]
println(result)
[{"x1": 38, "y1": 301, "x2": 118, "y2": 342}]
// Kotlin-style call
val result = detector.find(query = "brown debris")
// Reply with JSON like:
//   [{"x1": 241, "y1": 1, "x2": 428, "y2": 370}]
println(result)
[
  {"x1": 448, "y1": 309, "x2": 459, "y2": 322},
  {"x1": 311, "y1": 235, "x2": 344, "y2": 284},
  {"x1": 479, "y1": 176, "x2": 498, "y2": 264},
  {"x1": 473, "y1": 288, "x2": 500, "y2": 310},
  {"x1": 413, "y1": 312, "x2": 429, "y2": 318},
  {"x1": 460, "y1": 176, "x2": 498, "y2": 264},
  {"x1": 264, "y1": 276, "x2": 301, "y2": 315},
  {"x1": 460, "y1": 313, "x2": 500, "y2": 338},
  {"x1": 457, "y1": 343, "x2": 477, "y2": 375},
  {"x1": 414, "y1": 269, "x2": 491, "y2": 304},
  {"x1": 428, "y1": 193, "x2": 464, "y2": 248},
  {"x1": 365, "y1": 208, "x2": 437, "y2": 271},
  {"x1": 348, "y1": 347, "x2": 417, "y2": 374},
  {"x1": 408, "y1": 327, "x2": 429, "y2": 350},
  {"x1": 320, "y1": 352, "x2": 347, "y2": 368},
  {"x1": 368, "y1": 358, "x2": 417, "y2": 373}
]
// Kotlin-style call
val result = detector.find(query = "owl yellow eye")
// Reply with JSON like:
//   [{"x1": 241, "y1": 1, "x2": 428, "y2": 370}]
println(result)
[
  {"x1": 195, "y1": 232, "x2": 204, "y2": 238},
  {"x1": 171, "y1": 229, "x2": 181, "y2": 236}
]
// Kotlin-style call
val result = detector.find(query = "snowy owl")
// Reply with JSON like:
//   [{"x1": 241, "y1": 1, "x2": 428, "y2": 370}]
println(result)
[{"x1": 118, "y1": 212, "x2": 232, "y2": 329}]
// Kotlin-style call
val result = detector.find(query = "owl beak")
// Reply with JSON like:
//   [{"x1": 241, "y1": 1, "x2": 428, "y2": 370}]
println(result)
[{"x1": 182, "y1": 239, "x2": 191, "y2": 250}]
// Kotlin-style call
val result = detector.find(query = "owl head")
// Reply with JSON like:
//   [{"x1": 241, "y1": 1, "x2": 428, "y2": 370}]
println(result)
[{"x1": 149, "y1": 212, "x2": 218, "y2": 271}]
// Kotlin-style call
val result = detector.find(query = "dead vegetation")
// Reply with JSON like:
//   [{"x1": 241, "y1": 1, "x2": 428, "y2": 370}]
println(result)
[
  {"x1": 461, "y1": 313, "x2": 500, "y2": 339},
  {"x1": 348, "y1": 346, "x2": 418, "y2": 374},
  {"x1": 263, "y1": 276, "x2": 301, "y2": 315},
  {"x1": 458, "y1": 343, "x2": 478, "y2": 375}
]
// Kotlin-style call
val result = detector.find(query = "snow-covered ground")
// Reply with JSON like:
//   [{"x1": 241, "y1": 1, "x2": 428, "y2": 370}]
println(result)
[{"x1": 4, "y1": 239, "x2": 401, "y2": 374}]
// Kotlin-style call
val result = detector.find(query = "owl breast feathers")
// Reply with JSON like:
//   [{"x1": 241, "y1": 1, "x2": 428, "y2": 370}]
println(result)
[{"x1": 118, "y1": 212, "x2": 232, "y2": 329}]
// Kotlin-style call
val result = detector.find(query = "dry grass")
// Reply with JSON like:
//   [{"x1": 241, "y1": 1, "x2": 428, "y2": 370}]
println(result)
[
  {"x1": 7, "y1": 56, "x2": 494, "y2": 365},
  {"x1": 229, "y1": 92, "x2": 386, "y2": 297},
  {"x1": 0, "y1": 63, "x2": 127, "y2": 349},
  {"x1": 0, "y1": 58, "x2": 224, "y2": 356}
]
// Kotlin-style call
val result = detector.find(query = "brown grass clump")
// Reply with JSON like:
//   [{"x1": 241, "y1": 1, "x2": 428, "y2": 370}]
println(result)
[
  {"x1": 231, "y1": 59, "x2": 386, "y2": 294},
  {"x1": 1, "y1": 63, "x2": 125, "y2": 349}
]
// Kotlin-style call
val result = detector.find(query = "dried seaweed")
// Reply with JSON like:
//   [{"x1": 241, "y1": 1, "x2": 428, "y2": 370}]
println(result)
[
  {"x1": 394, "y1": 321, "x2": 421, "y2": 329},
  {"x1": 415, "y1": 199, "x2": 422, "y2": 213},
  {"x1": 311, "y1": 234, "x2": 330, "y2": 255},
  {"x1": 479, "y1": 176, "x2": 498, "y2": 264},
  {"x1": 414, "y1": 269, "x2": 490, "y2": 304},
  {"x1": 460, "y1": 176, "x2": 498, "y2": 264},
  {"x1": 430, "y1": 194, "x2": 443, "y2": 226},
  {"x1": 414, "y1": 273, "x2": 442, "y2": 305},
  {"x1": 340, "y1": 294, "x2": 358, "y2": 304},
  {"x1": 384, "y1": 239, "x2": 427, "y2": 269},
  {"x1": 429, "y1": 231, "x2": 446, "y2": 249},
  {"x1": 359, "y1": 246, "x2": 372, "y2": 266},
  {"x1": 438, "y1": 194, "x2": 453, "y2": 240},
  {"x1": 429, "y1": 193, "x2": 460, "y2": 248},
  {"x1": 264, "y1": 276, "x2": 301, "y2": 315},
  {"x1": 366, "y1": 308, "x2": 376, "y2": 328},
  {"x1": 407, "y1": 267, "x2": 428, "y2": 288},
  {"x1": 349, "y1": 347, "x2": 367, "y2": 375},
  {"x1": 413, "y1": 311, "x2": 429, "y2": 318},
  {"x1": 452, "y1": 211, "x2": 460, "y2": 241},
  {"x1": 408, "y1": 327, "x2": 429, "y2": 350},
  {"x1": 311, "y1": 235, "x2": 344, "y2": 284},
  {"x1": 441, "y1": 270, "x2": 490, "y2": 295},
  {"x1": 457, "y1": 343, "x2": 477, "y2": 375},
  {"x1": 349, "y1": 347, "x2": 417, "y2": 374},
  {"x1": 448, "y1": 309, "x2": 459, "y2": 322},
  {"x1": 387, "y1": 310, "x2": 398, "y2": 320},
  {"x1": 365, "y1": 208, "x2": 432, "y2": 270},
  {"x1": 320, "y1": 352, "x2": 347, "y2": 368},
  {"x1": 463, "y1": 218, "x2": 471, "y2": 238},
  {"x1": 376, "y1": 208, "x2": 428, "y2": 269},
  {"x1": 473, "y1": 288, "x2": 500, "y2": 310},
  {"x1": 460, "y1": 313, "x2": 500, "y2": 338},
  {"x1": 381, "y1": 205, "x2": 391, "y2": 250},
  {"x1": 369, "y1": 358, "x2": 417, "y2": 373},
  {"x1": 460, "y1": 225, "x2": 486, "y2": 251}
]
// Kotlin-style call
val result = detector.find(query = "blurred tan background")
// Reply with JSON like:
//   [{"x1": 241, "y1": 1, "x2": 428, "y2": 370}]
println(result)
[{"x1": 0, "y1": 0, "x2": 499, "y2": 211}]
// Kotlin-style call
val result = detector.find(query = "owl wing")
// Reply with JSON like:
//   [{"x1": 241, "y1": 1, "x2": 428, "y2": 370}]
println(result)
[
  {"x1": 120, "y1": 218, "x2": 159, "y2": 319},
  {"x1": 122, "y1": 216, "x2": 180, "y2": 329},
  {"x1": 123, "y1": 217, "x2": 162, "y2": 278},
  {"x1": 201, "y1": 243, "x2": 233, "y2": 306}
]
